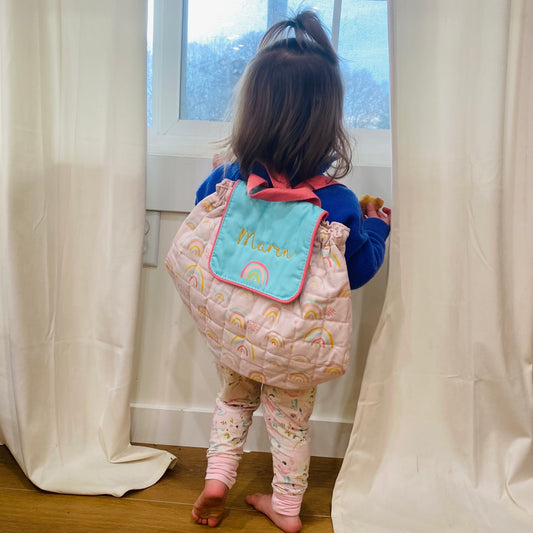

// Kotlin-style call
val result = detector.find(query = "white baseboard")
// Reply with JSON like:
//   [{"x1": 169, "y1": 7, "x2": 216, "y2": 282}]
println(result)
[{"x1": 130, "y1": 403, "x2": 353, "y2": 458}]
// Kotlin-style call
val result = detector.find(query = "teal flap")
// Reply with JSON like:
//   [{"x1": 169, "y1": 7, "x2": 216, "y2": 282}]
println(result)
[{"x1": 210, "y1": 180, "x2": 326, "y2": 302}]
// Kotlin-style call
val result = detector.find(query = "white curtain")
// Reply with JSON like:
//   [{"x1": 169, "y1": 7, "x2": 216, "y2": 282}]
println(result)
[
  {"x1": 333, "y1": 1, "x2": 533, "y2": 531},
  {"x1": 0, "y1": 0, "x2": 175, "y2": 495}
]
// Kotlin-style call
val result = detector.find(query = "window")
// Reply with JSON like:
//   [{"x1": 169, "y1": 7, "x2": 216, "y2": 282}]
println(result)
[{"x1": 147, "y1": 0, "x2": 390, "y2": 164}]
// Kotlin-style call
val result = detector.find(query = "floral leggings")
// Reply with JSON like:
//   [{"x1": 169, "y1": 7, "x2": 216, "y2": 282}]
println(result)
[{"x1": 206, "y1": 364, "x2": 317, "y2": 516}]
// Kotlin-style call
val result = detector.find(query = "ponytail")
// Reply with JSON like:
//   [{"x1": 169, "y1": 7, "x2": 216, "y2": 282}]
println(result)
[{"x1": 258, "y1": 11, "x2": 338, "y2": 65}]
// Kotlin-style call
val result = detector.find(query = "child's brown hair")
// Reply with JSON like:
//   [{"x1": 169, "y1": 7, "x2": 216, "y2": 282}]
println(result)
[{"x1": 228, "y1": 11, "x2": 352, "y2": 184}]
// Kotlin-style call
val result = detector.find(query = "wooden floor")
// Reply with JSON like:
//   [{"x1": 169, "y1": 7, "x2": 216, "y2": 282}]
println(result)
[{"x1": 0, "y1": 444, "x2": 342, "y2": 532}]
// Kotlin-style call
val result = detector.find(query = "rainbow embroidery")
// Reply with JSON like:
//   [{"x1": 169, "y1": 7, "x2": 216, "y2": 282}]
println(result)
[
  {"x1": 302, "y1": 300, "x2": 324, "y2": 320},
  {"x1": 322, "y1": 249, "x2": 341, "y2": 268},
  {"x1": 227, "y1": 308, "x2": 247, "y2": 329},
  {"x1": 265, "y1": 331, "x2": 284, "y2": 348},
  {"x1": 186, "y1": 236, "x2": 206, "y2": 256},
  {"x1": 307, "y1": 276, "x2": 324, "y2": 290},
  {"x1": 263, "y1": 304, "x2": 282, "y2": 323},
  {"x1": 338, "y1": 282, "x2": 351, "y2": 298},
  {"x1": 206, "y1": 330, "x2": 219, "y2": 343},
  {"x1": 304, "y1": 327, "x2": 334, "y2": 348},
  {"x1": 288, "y1": 372, "x2": 310, "y2": 384},
  {"x1": 248, "y1": 371, "x2": 266, "y2": 384},
  {"x1": 231, "y1": 336, "x2": 255, "y2": 360},
  {"x1": 214, "y1": 289, "x2": 230, "y2": 304},
  {"x1": 185, "y1": 217, "x2": 199, "y2": 230},
  {"x1": 237, "y1": 288, "x2": 253, "y2": 300},
  {"x1": 184, "y1": 264, "x2": 205, "y2": 292},
  {"x1": 293, "y1": 354, "x2": 311, "y2": 364},
  {"x1": 326, "y1": 366, "x2": 343, "y2": 376},
  {"x1": 196, "y1": 305, "x2": 210, "y2": 320},
  {"x1": 265, "y1": 353, "x2": 285, "y2": 366},
  {"x1": 200, "y1": 199, "x2": 215, "y2": 212},
  {"x1": 240, "y1": 261, "x2": 269, "y2": 286}
]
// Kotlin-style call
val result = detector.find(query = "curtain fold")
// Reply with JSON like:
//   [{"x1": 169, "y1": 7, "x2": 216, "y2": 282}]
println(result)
[
  {"x1": 332, "y1": 1, "x2": 533, "y2": 531},
  {"x1": 0, "y1": 0, "x2": 175, "y2": 495}
]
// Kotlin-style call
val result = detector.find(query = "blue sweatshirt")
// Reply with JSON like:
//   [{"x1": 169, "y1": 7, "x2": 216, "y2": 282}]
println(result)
[{"x1": 195, "y1": 162, "x2": 390, "y2": 290}]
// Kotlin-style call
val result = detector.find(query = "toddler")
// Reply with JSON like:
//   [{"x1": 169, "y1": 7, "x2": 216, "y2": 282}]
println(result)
[{"x1": 178, "y1": 11, "x2": 391, "y2": 533}]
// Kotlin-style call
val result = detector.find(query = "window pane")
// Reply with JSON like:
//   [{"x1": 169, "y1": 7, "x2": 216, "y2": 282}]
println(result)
[
  {"x1": 147, "y1": 0, "x2": 154, "y2": 127},
  {"x1": 179, "y1": 0, "x2": 390, "y2": 129},
  {"x1": 180, "y1": 0, "x2": 268, "y2": 121},
  {"x1": 339, "y1": 1, "x2": 390, "y2": 129}
]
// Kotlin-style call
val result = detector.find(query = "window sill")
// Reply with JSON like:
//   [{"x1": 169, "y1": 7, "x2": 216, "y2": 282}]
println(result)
[{"x1": 146, "y1": 128, "x2": 392, "y2": 213}]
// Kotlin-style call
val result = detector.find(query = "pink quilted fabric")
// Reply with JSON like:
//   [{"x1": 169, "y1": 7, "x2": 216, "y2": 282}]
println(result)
[{"x1": 166, "y1": 179, "x2": 352, "y2": 389}]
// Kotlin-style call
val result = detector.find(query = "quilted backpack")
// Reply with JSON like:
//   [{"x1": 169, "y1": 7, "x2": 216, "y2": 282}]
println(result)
[{"x1": 165, "y1": 171, "x2": 352, "y2": 389}]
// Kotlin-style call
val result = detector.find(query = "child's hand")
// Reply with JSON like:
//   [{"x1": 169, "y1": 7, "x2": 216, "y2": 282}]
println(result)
[
  {"x1": 212, "y1": 153, "x2": 225, "y2": 169},
  {"x1": 212, "y1": 150, "x2": 234, "y2": 169},
  {"x1": 366, "y1": 202, "x2": 391, "y2": 226}
]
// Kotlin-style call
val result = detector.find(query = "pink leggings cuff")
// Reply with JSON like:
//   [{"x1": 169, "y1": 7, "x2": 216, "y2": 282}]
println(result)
[
  {"x1": 205, "y1": 456, "x2": 240, "y2": 490},
  {"x1": 271, "y1": 492, "x2": 303, "y2": 516}
]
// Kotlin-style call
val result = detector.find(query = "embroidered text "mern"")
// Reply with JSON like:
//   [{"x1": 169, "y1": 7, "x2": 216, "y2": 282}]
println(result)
[{"x1": 237, "y1": 228, "x2": 294, "y2": 259}]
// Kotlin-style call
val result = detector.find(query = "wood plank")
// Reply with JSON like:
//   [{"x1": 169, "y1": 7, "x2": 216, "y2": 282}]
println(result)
[
  {"x1": 0, "y1": 489, "x2": 335, "y2": 532},
  {"x1": 0, "y1": 445, "x2": 341, "y2": 532}
]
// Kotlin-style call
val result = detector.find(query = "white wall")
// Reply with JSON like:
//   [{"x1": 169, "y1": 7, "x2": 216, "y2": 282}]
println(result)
[{"x1": 131, "y1": 164, "x2": 391, "y2": 458}]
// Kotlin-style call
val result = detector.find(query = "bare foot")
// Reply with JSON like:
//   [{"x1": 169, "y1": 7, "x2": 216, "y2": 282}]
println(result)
[
  {"x1": 246, "y1": 493, "x2": 302, "y2": 533},
  {"x1": 192, "y1": 479, "x2": 229, "y2": 527}
]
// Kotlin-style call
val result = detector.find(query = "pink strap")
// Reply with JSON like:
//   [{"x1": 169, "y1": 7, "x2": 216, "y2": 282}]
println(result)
[{"x1": 247, "y1": 172, "x2": 337, "y2": 207}]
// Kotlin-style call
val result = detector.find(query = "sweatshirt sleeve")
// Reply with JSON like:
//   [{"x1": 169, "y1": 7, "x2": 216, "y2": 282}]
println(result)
[{"x1": 316, "y1": 184, "x2": 390, "y2": 290}]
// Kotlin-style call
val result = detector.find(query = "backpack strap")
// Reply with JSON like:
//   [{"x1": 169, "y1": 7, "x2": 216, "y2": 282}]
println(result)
[{"x1": 247, "y1": 171, "x2": 340, "y2": 207}]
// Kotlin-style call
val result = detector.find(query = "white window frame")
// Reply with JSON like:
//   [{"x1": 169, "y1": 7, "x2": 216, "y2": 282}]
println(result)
[
  {"x1": 147, "y1": 0, "x2": 391, "y2": 212},
  {"x1": 149, "y1": 0, "x2": 232, "y2": 157}
]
